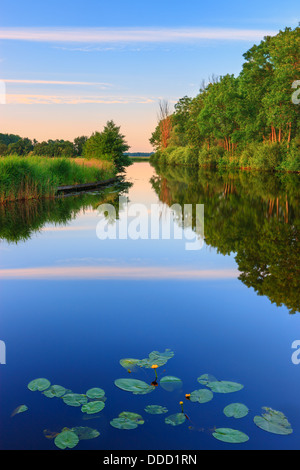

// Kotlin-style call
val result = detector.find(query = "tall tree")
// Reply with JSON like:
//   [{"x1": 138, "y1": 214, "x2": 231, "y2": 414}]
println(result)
[{"x1": 84, "y1": 121, "x2": 131, "y2": 172}]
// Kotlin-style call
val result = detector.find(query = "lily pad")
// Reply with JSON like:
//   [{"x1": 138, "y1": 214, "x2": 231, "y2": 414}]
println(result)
[
  {"x1": 54, "y1": 430, "x2": 79, "y2": 450},
  {"x1": 119, "y1": 412, "x2": 144, "y2": 425},
  {"x1": 206, "y1": 381, "x2": 244, "y2": 394},
  {"x1": 81, "y1": 401, "x2": 105, "y2": 414},
  {"x1": 213, "y1": 428, "x2": 249, "y2": 444},
  {"x1": 115, "y1": 378, "x2": 155, "y2": 395},
  {"x1": 86, "y1": 388, "x2": 105, "y2": 399},
  {"x1": 145, "y1": 405, "x2": 168, "y2": 415},
  {"x1": 160, "y1": 376, "x2": 182, "y2": 392},
  {"x1": 110, "y1": 417, "x2": 138, "y2": 430},
  {"x1": 197, "y1": 374, "x2": 218, "y2": 385},
  {"x1": 137, "y1": 349, "x2": 174, "y2": 368},
  {"x1": 165, "y1": 413, "x2": 186, "y2": 426},
  {"x1": 120, "y1": 358, "x2": 140, "y2": 371},
  {"x1": 62, "y1": 393, "x2": 88, "y2": 407},
  {"x1": 224, "y1": 403, "x2": 249, "y2": 419},
  {"x1": 28, "y1": 378, "x2": 51, "y2": 392},
  {"x1": 11, "y1": 405, "x2": 28, "y2": 417},
  {"x1": 190, "y1": 389, "x2": 213, "y2": 404},
  {"x1": 253, "y1": 407, "x2": 293, "y2": 435},
  {"x1": 71, "y1": 426, "x2": 100, "y2": 440},
  {"x1": 43, "y1": 385, "x2": 67, "y2": 398}
]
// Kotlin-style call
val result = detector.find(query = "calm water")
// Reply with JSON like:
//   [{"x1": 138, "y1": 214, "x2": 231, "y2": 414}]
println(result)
[{"x1": 0, "y1": 162, "x2": 299, "y2": 450}]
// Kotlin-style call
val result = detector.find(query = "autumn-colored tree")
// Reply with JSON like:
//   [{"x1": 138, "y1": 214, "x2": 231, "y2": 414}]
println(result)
[{"x1": 158, "y1": 100, "x2": 173, "y2": 149}]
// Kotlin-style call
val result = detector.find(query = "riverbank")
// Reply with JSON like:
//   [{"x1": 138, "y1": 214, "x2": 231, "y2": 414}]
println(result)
[
  {"x1": 150, "y1": 142, "x2": 300, "y2": 173},
  {"x1": 0, "y1": 156, "x2": 116, "y2": 203}
]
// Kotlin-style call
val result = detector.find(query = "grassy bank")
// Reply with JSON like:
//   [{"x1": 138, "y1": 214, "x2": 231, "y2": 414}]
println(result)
[
  {"x1": 0, "y1": 156, "x2": 116, "y2": 203},
  {"x1": 151, "y1": 142, "x2": 300, "y2": 173}
]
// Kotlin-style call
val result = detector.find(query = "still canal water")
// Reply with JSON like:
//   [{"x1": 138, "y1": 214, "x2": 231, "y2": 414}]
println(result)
[{"x1": 0, "y1": 162, "x2": 299, "y2": 449}]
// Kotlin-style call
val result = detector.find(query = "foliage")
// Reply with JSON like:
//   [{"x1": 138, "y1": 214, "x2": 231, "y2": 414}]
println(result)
[
  {"x1": 165, "y1": 413, "x2": 186, "y2": 426},
  {"x1": 28, "y1": 378, "x2": 51, "y2": 392},
  {"x1": 206, "y1": 381, "x2": 244, "y2": 394},
  {"x1": 54, "y1": 430, "x2": 79, "y2": 450},
  {"x1": 84, "y1": 120, "x2": 131, "y2": 172},
  {"x1": 254, "y1": 407, "x2": 293, "y2": 435},
  {"x1": 189, "y1": 389, "x2": 213, "y2": 403},
  {"x1": 110, "y1": 412, "x2": 144, "y2": 430},
  {"x1": 150, "y1": 26, "x2": 300, "y2": 172},
  {"x1": 81, "y1": 401, "x2": 105, "y2": 414},
  {"x1": 223, "y1": 403, "x2": 249, "y2": 419},
  {"x1": 144, "y1": 405, "x2": 168, "y2": 415},
  {"x1": 114, "y1": 378, "x2": 155, "y2": 395},
  {"x1": 212, "y1": 428, "x2": 249, "y2": 444}
]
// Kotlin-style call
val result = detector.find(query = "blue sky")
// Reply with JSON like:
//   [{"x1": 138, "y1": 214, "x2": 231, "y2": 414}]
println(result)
[{"x1": 0, "y1": 0, "x2": 298, "y2": 150}]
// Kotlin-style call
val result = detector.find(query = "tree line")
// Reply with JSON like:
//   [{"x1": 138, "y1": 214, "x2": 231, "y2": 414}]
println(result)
[
  {"x1": 150, "y1": 26, "x2": 300, "y2": 172},
  {"x1": 0, "y1": 133, "x2": 88, "y2": 158},
  {"x1": 0, "y1": 120, "x2": 132, "y2": 172}
]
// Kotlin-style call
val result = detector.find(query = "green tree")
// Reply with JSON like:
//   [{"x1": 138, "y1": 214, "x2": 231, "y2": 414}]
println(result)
[
  {"x1": 7, "y1": 138, "x2": 33, "y2": 155},
  {"x1": 73, "y1": 136, "x2": 88, "y2": 156},
  {"x1": 84, "y1": 121, "x2": 131, "y2": 172},
  {"x1": 0, "y1": 143, "x2": 7, "y2": 155}
]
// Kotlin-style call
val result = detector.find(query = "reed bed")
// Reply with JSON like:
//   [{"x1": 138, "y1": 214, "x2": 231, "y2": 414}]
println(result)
[
  {"x1": 0, "y1": 156, "x2": 116, "y2": 203},
  {"x1": 74, "y1": 158, "x2": 114, "y2": 171}
]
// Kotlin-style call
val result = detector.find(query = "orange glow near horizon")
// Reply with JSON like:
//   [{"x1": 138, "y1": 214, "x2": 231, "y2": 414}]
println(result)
[{"x1": 0, "y1": 102, "x2": 157, "y2": 152}]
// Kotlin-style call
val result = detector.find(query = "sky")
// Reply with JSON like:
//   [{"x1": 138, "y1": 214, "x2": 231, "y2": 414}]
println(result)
[{"x1": 0, "y1": 0, "x2": 298, "y2": 151}]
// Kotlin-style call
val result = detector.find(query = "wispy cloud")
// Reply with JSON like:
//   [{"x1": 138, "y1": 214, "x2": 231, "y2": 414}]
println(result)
[
  {"x1": 0, "y1": 265, "x2": 240, "y2": 280},
  {"x1": 2, "y1": 79, "x2": 112, "y2": 88},
  {"x1": 6, "y1": 94, "x2": 156, "y2": 104},
  {"x1": 0, "y1": 27, "x2": 278, "y2": 44}
]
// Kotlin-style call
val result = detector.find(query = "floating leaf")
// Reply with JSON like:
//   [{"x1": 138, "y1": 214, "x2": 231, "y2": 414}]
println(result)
[
  {"x1": 120, "y1": 358, "x2": 140, "y2": 371},
  {"x1": 206, "y1": 381, "x2": 244, "y2": 394},
  {"x1": 11, "y1": 405, "x2": 28, "y2": 417},
  {"x1": 62, "y1": 393, "x2": 88, "y2": 407},
  {"x1": 160, "y1": 376, "x2": 182, "y2": 392},
  {"x1": 197, "y1": 374, "x2": 218, "y2": 385},
  {"x1": 110, "y1": 411, "x2": 144, "y2": 430},
  {"x1": 165, "y1": 413, "x2": 186, "y2": 426},
  {"x1": 137, "y1": 350, "x2": 174, "y2": 368},
  {"x1": 54, "y1": 430, "x2": 79, "y2": 450},
  {"x1": 71, "y1": 426, "x2": 100, "y2": 440},
  {"x1": 28, "y1": 378, "x2": 51, "y2": 392},
  {"x1": 81, "y1": 401, "x2": 105, "y2": 414},
  {"x1": 86, "y1": 388, "x2": 105, "y2": 399},
  {"x1": 110, "y1": 417, "x2": 138, "y2": 430},
  {"x1": 213, "y1": 428, "x2": 249, "y2": 444},
  {"x1": 145, "y1": 405, "x2": 168, "y2": 415},
  {"x1": 114, "y1": 378, "x2": 155, "y2": 395},
  {"x1": 43, "y1": 385, "x2": 67, "y2": 398},
  {"x1": 190, "y1": 389, "x2": 213, "y2": 404},
  {"x1": 119, "y1": 412, "x2": 144, "y2": 425},
  {"x1": 224, "y1": 403, "x2": 249, "y2": 419},
  {"x1": 253, "y1": 407, "x2": 293, "y2": 435}
]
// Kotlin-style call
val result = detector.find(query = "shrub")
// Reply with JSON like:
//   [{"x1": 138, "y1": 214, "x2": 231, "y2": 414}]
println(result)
[{"x1": 248, "y1": 143, "x2": 284, "y2": 170}]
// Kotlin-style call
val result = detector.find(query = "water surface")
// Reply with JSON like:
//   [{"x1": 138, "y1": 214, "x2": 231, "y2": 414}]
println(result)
[{"x1": 0, "y1": 162, "x2": 299, "y2": 450}]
